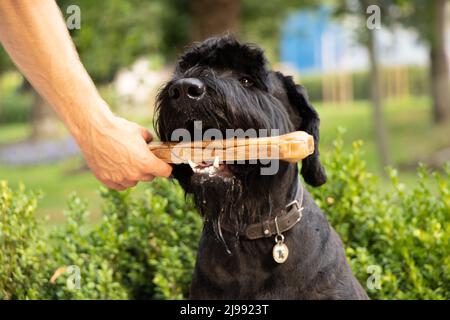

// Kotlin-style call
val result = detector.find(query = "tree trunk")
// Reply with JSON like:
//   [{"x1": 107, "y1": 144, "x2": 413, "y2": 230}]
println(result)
[
  {"x1": 430, "y1": 0, "x2": 450, "y2": 124},
  {"x1": 367, "y1": 29, "x2": 391, "y2": 170},
  {"x1": 189, "y1": 0, "x2": 241, "y2": 42},
  {"x1": 0, "y1": 66, "x2": 2, "y2": 116},
  {"x1": 30, "y1": 90, "x2": 59, "y2": 140}
]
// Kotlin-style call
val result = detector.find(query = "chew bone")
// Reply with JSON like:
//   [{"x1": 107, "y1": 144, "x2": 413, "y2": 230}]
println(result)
[{"x1": 148, "y1": 131, "x2": 314, "y2": 164}]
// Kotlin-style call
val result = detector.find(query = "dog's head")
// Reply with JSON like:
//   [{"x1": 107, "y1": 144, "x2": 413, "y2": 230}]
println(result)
[{"x1": 155, "y1": 36, "x2": 326, "y2": 228}]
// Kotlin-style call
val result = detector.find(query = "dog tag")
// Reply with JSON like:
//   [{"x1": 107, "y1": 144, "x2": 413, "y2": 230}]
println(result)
[{"x1": 273, "y1": 240, "x2": 289, "y2": 264}]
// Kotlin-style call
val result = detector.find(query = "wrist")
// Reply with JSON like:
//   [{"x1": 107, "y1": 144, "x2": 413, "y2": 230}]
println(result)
[{"x1": 68, "y1": 97, "x2": 116, "y2": 144}]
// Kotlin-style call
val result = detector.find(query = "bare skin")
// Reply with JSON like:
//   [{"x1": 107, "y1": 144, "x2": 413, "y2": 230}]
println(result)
[{"x1": 0, "y1": 0, "x2": 172, "y2": 190}]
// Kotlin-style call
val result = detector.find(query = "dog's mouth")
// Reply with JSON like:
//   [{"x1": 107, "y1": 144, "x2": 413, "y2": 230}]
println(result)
[
  {"x1": 169, "y1": 122, "x2": 244, "y2": 180},
  {"x1": 187, "y1": 157, "x2": 232, "y2": 178},
  {"x1": 161, "y1": 119, "x2": 265, "y2": 183}
]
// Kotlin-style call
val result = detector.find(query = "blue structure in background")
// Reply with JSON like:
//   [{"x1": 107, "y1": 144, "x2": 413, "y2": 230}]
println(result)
[
  {"x1": 281, "y1": 6, "x2": 431, "y2": 76},
  {"x1": 280, "y1": 7, "x2": 332, "y2": 74}
]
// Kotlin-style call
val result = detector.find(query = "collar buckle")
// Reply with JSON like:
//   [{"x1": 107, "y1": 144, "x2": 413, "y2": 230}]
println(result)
[
  {"x1": 285, "y1": 199, "x2": 303, "y2": 213},
  {"x1": 285, "y1": 199, "x2": 303, "y2": 222}
]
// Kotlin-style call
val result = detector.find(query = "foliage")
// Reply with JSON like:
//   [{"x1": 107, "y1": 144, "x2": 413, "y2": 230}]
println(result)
[
  {"x1": 0, "y1": 42, "x2": 13, "y2": 73},
  {"x1": 309, "y1": 129, "x2": 449, "y2": 299},
  {"x1": 0, "y1": 182, "x2": 47, "y2": 299},
  {"x1": 0, "y1": 72, "x2": 32, "y2": 124},
  {"x1": 1, "y1": 133, "x2": 448, "y2": 299},
  {"x1": 56, "y1": 0, "x2": 319, "y2": 76},
  {"x1": 56, "y1": 0, "x2": 189, "y2": 83},
  {"x1": 241, "y1": 0, "x2": 317, "y2": 61},
  {"x1": 0, "y1": 178, "x2": 201, "y2": 300},
  {"x1": 333, "y1": 0, "x2": 400, "y2": 46},
  {"x1": 389, "y1": 0, "x2": 438, "y2": 46}
]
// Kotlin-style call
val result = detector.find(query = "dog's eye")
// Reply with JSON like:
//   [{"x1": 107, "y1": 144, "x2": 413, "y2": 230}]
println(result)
[{"x1": 239, "y1": 77, "x2": 253, "y2": 87}]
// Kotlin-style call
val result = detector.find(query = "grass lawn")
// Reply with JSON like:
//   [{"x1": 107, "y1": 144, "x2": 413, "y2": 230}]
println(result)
[
  {"x1": 0, "y1": 158, "x2": 102, "y2": 223},
  {"x1": 0, "y1": 157, "x2": 153, "y2": 224},
  {"x1": 316, "y1": 96, "x2": 450, "y2": 173},
  {"x1": 0, "y1": 95, "x2": 449, "y2": 223},
  {"x1": 0, "y1": 122, "x2": 31, "y2": 145}
]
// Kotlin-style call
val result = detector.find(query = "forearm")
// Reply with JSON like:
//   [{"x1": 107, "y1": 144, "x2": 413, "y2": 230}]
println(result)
[
  {"x1": 0, "y1": 0, "x2": 172, "y2": 188},
  {"x1": 0, "y1": 0, "x2": 112, "y2": 139}
]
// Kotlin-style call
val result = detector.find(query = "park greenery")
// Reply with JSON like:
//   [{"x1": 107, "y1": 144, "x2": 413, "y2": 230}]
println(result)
[
  {"x1": 1, "y1": 134, "x2": 448, "y2": 299},
  {"x1": 0, "y1": 0, "x2": 449, "y2": 300}
]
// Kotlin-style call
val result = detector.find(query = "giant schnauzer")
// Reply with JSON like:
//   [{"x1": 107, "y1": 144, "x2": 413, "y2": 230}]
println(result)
[{"x1": 155, "y1": 36, "x2": 368, "y2": 299}]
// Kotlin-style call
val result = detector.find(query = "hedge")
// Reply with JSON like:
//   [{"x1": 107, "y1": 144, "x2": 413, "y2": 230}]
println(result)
[{"x1": 0, "y1": 132, "x2": 448, "y2": 299}]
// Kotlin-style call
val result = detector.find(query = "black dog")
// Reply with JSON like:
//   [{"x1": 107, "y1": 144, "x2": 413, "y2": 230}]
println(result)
[{"x1": 155, "y1": 36, "x2": 368, "y2": 299}]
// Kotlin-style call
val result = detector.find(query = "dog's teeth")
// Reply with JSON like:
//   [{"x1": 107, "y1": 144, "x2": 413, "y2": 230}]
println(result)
[
  {"x1": 208, "y1": 167, "x2": 217, "y2": 176},
  {"x1": 213, "y1": 156, "x2": 219, "y2": 168},
  {"x1": 188, "y1": 159, "x2": 197, "y2": 169}
]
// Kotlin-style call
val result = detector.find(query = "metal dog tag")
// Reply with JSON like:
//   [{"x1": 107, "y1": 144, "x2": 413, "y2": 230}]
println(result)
[{"x1": 273, "y1": 235, "x2": 289, "y2": 264}]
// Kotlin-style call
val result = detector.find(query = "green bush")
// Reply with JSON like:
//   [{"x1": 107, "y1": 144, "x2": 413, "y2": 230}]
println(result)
[
  {"x1": 309, "y1": 130, "x2": 449, "y2": 299},
  {"x1": 0, "y1": 179, "x2": 201, "y2": 300},
  {"x1": 0, "y1": 132, "x2": 448, "y2": 299},
  {"x1": 0, "y1": 182, "x2": 48, "y2": 299}
]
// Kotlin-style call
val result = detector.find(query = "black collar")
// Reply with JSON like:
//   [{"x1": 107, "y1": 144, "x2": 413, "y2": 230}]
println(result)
[{"x1": 219, "y1": 183, "x2": 304, "y2": 240}]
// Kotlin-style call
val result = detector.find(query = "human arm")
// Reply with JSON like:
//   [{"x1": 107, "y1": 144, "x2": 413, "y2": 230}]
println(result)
[{"x1": 0, "y1": 0, "x2": 172, "y2": 190}]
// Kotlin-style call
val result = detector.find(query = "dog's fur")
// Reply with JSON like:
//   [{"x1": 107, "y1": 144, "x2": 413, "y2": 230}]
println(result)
[{"x1": 155, "y1": 36, "x2": 368, "y2": 299}]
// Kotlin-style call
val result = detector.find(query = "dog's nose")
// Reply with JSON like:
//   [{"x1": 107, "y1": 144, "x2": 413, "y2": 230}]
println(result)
[{"x1": 169, "y1": 78, "x2": 205, "y2": 101}]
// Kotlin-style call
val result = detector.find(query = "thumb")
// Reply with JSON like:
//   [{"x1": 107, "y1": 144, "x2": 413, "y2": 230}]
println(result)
[
  {"x1": 144, "y1": 151, "x2": 173, "y2": 177},
  {"x1": 139, "y1": 127, "x2": 172, "y2": 177}
]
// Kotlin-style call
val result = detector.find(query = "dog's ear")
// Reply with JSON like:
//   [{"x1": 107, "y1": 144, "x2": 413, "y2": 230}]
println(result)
[{"x1": 277, "y1": 73, "x2": 326, "y2": 187}]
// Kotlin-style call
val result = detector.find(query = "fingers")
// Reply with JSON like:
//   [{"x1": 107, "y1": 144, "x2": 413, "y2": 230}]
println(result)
[
  {"x1": 142, "y1": 152, "x2": 173, "y2": 177},
  {"x1": 101, "y1": 180, "x2": 127, "y2": 191},
  {"x1": 84, "y1": 117, "x2": 171, "y2": 191},
  {"x1": 138, "y1": 126, "x2": 172, "y2": 177},
  {"x1": 120, "y1": 180, "x2": 138, "y2": 188},
  {"x1": 140, "y1": 127, "x2": 153, "y2": 143},
  {"x1": 140, "y1": 174, "x2": 155, "y2": 182},
  {"x1": 102, "y1": 180, "x2": 137, "y2": 191},
  {"x1": 96, "y1": 172, "x2": 137, "y2": 191},
  {"x1": 98, "y1": 174, "x2": 153, "y2": 191}
]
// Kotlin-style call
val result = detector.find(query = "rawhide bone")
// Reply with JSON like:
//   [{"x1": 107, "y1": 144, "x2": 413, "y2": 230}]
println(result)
[{"x1": 148, "y1": 131, "x2": 314, "y2": 164}]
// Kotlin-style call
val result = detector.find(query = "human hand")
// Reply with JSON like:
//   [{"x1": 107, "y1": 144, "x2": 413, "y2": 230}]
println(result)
[
  {"x1": 0, "y1": 0, "x2": 171, "y2": 191},
  {"x1": 76, "y1": 112, "x2": 172, "y2": 191}
]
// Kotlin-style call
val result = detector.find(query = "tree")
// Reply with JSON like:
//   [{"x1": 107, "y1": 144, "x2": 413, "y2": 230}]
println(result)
[
  {"x1": 335, "y1": 1, "x2": 392, "y2": 169},
  {"x1": 187, "y1": 0, "x2": 317, "y2": 60},
  {"x1": 190, "y1": 0, "x2": 240, "y2": 42},
  {"x1": 241, "y1": 0, "x2": 316, "y2": 61},
  {"x1": 429, "y1": 0, "x2": 450, "y2": 123},
  {"x1": 393, "y1": 0, "x2": 450, "y2": 124},
  {"x1": 58, "y1": 0, "x2": 188, "y2": 83},
  {"x1": 366, "y1": 17, "x2": 391, "y2": 169}
]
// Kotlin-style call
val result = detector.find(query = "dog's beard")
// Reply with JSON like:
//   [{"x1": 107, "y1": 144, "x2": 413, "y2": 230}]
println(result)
[
  {"x1": 186, "y1": 161, "x2": 293, "y2": 242},
  {"x1": 190, "y1": 173, "x2": 243, "y2": 238}
]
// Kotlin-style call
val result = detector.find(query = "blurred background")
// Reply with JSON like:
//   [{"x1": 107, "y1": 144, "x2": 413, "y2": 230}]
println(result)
[{"x1": 0, "y1": 0, "x2": 449, "y2": 223}]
